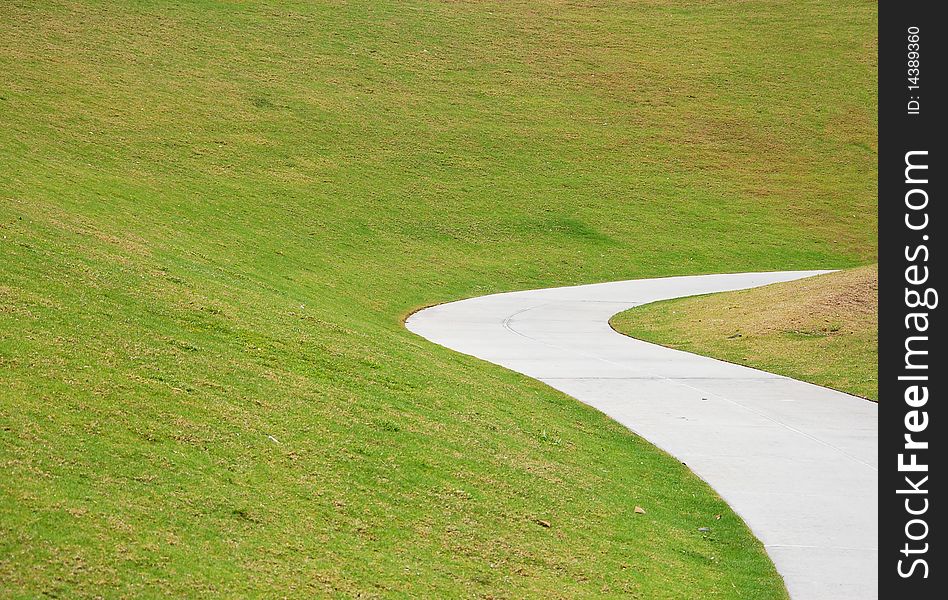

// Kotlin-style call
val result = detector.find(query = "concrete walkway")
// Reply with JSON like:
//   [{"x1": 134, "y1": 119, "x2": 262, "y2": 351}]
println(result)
[{"x1": 406, "y1": 271, "x2": 877, "y2": 600}]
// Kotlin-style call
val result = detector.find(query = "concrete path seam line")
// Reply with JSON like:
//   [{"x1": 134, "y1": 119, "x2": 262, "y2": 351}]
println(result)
[{"x1": 405, "y1": 271, "x2": 878, "y2": 600}]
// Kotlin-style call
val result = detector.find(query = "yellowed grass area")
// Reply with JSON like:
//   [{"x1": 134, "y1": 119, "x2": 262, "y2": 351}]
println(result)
[{"x1": 612, "y1": 266, "x2": 878, "y2": 400}]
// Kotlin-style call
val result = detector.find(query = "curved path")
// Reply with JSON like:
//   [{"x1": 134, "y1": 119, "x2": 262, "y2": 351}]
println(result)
[{"x1": 406, "y1": 271, "x2": 877, "y2": 600}]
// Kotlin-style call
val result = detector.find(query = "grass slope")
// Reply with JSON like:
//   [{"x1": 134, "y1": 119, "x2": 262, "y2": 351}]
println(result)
[
  {"x1": 2, "y1": 1, "x2": 875, "y2": 597},
  {"x1": 612, "y1": 266, "x2": 878, "y2": 401}
]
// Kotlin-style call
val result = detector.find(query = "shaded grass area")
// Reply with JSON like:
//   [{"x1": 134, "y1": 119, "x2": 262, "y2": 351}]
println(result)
[
  {"x1": 612, "y1": 266, "x2": 878, "y2": 401},
  {"x1": 2, "y1": 0, "x2": 875, "y2": 597}
]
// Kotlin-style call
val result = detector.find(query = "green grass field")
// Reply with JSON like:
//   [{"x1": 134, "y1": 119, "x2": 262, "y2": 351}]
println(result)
[
  {"x1": 2, "y1": 1, "x2": 875, "y2": 597},
  {"x1": 612, "y1": 266, "x2": 878, "y2": 401}
]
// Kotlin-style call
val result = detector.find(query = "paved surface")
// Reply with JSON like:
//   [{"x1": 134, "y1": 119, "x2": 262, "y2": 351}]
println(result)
[{"x1": 406, "y1": 271, "x2": 877, "y2": 600}]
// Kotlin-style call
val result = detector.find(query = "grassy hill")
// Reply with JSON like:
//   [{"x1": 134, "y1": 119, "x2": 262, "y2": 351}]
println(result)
[
  {"x1": 1, "y1": 1, "x2": 875, "y2": 597},
  {"x1": 612, "y1": 266, "x2": 878, "y2": 401}
]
